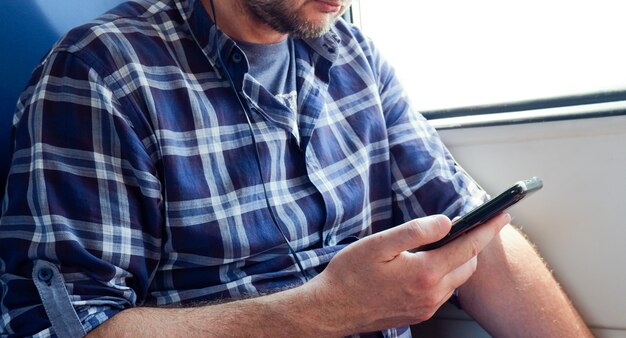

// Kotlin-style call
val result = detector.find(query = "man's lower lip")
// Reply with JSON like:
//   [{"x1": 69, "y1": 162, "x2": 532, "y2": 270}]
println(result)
[{"x1": 314, "y1": 0, "x2": 341, "y2": 13}]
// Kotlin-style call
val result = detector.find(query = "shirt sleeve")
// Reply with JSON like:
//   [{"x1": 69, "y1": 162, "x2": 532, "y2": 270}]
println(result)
[
  {"x1": 357, "y1": 31, "x2": 489, "y2": 226},
  {"x1": 0, "y1": 48, "x2": 163, "y2": 336}
]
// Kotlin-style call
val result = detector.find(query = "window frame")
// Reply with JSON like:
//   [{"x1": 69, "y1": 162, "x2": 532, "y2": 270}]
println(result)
[{"x1": 424, "y1": 90, "x2": 626, "y2": 129}]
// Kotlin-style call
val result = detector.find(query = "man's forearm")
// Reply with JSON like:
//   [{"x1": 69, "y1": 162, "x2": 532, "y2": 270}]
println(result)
[
  {"x1": 88, "y1": 285, "x2": 342, "y2": 337},
  {"x1": 459, "y1": 224, "x2": 593, "y2": 337}
]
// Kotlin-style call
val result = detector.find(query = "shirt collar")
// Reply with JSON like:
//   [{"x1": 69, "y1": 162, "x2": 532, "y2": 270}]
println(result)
[
  {"x1": 174, "y1": 0, "x2": 234, "y2": 78},
  {"x1": 175, "y1": 0, "x2": 341, "y2": 70},
  {"x1": 303, "y1": 27, "x2": 341, "y2": 64}
]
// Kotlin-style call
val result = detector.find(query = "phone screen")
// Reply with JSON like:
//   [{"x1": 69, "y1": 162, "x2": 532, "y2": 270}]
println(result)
[{"x1": 414, "y1": 177, "x2": 543, "y2": 251}]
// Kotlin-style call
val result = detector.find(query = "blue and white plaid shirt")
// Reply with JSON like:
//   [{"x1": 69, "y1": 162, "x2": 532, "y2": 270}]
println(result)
[{"x1": 0, "y1": 0, "x2": 487, "y2": 336}]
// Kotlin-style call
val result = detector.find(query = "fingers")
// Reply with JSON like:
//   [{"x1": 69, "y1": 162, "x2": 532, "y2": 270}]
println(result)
[
  {"x1": 363, "y1": 215, "x2": 452, "y2": 260},
  {"x1": 430, "y1": 212, "x2": 510, "y2": 275},
  {"x1": 441, "y1": 256, "x2": 478, "y2": 293}
]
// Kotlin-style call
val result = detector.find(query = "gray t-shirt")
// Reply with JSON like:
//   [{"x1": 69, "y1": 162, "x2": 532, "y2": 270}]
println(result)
[{"x1": 236, "y1": 38, "x2": 297, "y2": 112}]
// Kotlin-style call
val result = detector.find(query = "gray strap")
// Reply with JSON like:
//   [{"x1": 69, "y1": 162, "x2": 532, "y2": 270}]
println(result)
[{"x1": 32, "y1": 260, "x2": 86, "y2": 337}]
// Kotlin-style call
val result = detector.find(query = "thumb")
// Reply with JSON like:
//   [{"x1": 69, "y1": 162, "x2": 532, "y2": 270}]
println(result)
[{"x1": 366, "y1": 215, "x2": 452, "y2": 259}]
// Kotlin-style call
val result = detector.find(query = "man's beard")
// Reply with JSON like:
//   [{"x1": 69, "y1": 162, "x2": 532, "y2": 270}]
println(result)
[{"x1": 242, "y1": 0, "x2": 343, "y2": 39}]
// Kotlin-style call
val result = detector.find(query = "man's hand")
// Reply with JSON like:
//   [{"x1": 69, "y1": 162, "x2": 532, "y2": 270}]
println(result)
[{"x1": 306, "y1": 212, "x2": 510, "y2": 335}]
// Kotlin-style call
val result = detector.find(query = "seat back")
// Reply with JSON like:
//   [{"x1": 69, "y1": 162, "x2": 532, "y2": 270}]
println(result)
[{"x1": 0, "y1": 0, "x2": 126, "y2": 202}]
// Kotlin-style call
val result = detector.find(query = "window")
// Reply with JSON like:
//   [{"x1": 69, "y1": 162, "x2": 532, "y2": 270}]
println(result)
[{"x1": 352, "y1": 1, "x2": 626, "y2": 127}]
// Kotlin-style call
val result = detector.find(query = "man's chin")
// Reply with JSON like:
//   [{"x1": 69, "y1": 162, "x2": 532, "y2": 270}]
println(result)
[
  {"x1": 289, "y1": 25, "x2": 332, "y2": 39},
  {"x1": 289, "y1": 15, "x2": 336, "y2": 38}
]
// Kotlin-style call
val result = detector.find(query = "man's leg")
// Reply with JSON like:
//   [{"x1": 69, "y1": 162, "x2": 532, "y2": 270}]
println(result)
[{"x1": 458, "y1": 225, "x2": 593, "y2": 337}]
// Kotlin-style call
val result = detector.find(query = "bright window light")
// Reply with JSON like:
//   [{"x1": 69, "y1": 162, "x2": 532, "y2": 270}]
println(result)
[{"x1": 353, "y1": 0, "x2": 626, "y2": 111}]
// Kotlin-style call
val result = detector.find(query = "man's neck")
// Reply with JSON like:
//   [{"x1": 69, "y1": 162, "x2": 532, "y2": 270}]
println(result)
[{"x1": 200, "y1": 0, "x2": 288, "y2": 44}]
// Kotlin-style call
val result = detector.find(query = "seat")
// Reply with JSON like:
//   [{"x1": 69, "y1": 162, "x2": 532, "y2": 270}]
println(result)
[{"x1": 0, "y1": 0, "x2": 126, "y2": 202}]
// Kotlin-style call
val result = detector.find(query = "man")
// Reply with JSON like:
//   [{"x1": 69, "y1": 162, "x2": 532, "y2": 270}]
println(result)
[{"x1": 0, "y1": 0, "x2": 591, "y2": 336}]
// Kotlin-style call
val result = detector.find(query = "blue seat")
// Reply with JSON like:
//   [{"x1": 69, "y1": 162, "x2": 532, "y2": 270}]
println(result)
[{"x1": 0, "y1": 0, "x2": 126, "y2": 202}]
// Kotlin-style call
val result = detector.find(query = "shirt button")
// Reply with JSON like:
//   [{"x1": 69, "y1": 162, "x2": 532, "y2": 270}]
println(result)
[
  {"x1": 231, "y1": 52, "x2": 243, "y2": 63},
  {"x1": 38, "y1": 267, "x2": 53, "y2": 283}
]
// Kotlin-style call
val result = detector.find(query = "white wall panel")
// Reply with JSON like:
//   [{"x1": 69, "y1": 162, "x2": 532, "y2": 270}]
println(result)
[{"x1": 421, "y1": 115, "x2": 626, "y2": 335}]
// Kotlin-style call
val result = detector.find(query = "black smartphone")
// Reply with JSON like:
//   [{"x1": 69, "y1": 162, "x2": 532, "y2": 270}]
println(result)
[{"x1": 415, "y1": 176, "x2": 543, "y2": 251}]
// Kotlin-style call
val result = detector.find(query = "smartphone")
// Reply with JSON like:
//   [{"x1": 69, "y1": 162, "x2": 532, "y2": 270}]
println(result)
[{"x1": 415, "y1": 176, "x2": 543, "y2": 251}]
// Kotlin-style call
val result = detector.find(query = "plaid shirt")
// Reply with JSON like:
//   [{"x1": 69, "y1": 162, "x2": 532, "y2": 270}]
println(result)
[{"x1": 0, "y1": 0, "x2": 487, "y2": 336}]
